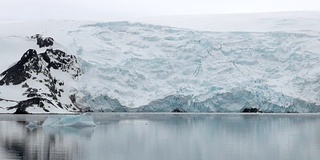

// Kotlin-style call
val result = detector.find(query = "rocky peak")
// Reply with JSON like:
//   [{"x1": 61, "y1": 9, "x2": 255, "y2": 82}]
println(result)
[
  {"x1": 0, "y1": 49, "x2": 41, "y2": 85},
  {"x1": 31, "y1": 34, "x2": 54, "y2": 48}
]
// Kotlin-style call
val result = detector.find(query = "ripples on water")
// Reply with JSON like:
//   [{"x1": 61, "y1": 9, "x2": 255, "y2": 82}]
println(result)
[{"x1": 0, "y1": 113, "x2": 320, "y2": 160}]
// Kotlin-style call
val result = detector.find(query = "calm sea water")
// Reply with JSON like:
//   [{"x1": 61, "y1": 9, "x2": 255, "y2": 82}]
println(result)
[{"x1": 0, "y1": 113, "x2": 320, "y2": 160}]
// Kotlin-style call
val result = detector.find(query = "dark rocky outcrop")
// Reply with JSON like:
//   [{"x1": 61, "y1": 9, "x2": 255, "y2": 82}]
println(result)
[
  {"x1": 172, "y1": 108, "x2": 186, "y2": 112},
  {"x1": 31, "y1": 34, "x2": 54, "y2": 48},
  {"x1": 241, "y1": 108, "x2": 260, "y2": 113},
  {"x1": 0, "y1": 49, "x2": 40, "y2": 85},
  {"x1": 8, "y1": 97, "x2": 53, "y2": 113}
]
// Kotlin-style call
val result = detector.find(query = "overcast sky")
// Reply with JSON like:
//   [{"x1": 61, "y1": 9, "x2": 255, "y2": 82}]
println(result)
[{"x1": 0, "y1": 0, "x2": 320, "y2": 21}]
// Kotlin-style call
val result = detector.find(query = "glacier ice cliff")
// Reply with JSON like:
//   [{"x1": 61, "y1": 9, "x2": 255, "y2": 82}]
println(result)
[{"x1": 72, "y1": 22, "x2": 320, "y2": 113}]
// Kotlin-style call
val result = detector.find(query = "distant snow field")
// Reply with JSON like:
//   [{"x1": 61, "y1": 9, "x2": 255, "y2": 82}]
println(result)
[{"x1": 1, "y1": 11, "x2": 320, "y2": 113}]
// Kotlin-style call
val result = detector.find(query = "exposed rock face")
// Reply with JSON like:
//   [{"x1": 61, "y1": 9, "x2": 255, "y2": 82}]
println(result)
[
  {"x1": 31, "y1": 34, "x2": 54, "y2": 48},
  {"x1": 241, "y1": 108, "x2": 260, "y2": 113},
  {"x1": 0, "y1": 49, "x2": 39, "y2": 85},
  {"x1": 9, "y1": 98, "x2": 52, "y2": 114},
  {"x1": 0, "y1": 34, "x2": 82, "y2": 113},
  {"x1": 172, "y1": 108, "x2": 186, "y2": 113}
]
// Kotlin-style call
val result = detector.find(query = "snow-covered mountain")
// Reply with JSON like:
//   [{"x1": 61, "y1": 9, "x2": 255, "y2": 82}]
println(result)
[
  {"x1": 1, "y1": 11, "x2": 320, "y2": 113},
  {"x1": 0, "y1": 34, "x2": 81, "y2": 113}
]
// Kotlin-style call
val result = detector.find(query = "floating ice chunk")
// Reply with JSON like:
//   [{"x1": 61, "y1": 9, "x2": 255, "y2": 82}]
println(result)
[{"x1": 26, "y1": 113, "x2": 96, "y2": 129}]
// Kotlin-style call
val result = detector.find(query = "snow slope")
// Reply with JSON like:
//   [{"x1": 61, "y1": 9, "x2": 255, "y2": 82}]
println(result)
[
  {"x1": 134, "y1": 11, "x2": 320, "y2": 32},
  {"x1": 1, "y1": 11, "x2": 320, "y2": 113}
]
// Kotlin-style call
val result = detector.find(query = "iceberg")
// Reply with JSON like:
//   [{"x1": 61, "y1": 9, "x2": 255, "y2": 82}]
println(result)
[{"x1": 26, "y1": 113, "x2": 96, "y2": 129}]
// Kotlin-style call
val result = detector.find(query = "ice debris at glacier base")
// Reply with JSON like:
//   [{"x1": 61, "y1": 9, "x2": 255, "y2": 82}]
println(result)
[{"x1": 26, "y1": 113, "x2": 96, "y2": 129}]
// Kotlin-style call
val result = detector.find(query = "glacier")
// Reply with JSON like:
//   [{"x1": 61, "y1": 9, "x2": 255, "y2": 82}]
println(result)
[
  {"x1": 1, "y1": 11, "x2": 320, "y2": 113},
  {"x1": 73, "y1": 21, "x2": 320, "y2": 113}
]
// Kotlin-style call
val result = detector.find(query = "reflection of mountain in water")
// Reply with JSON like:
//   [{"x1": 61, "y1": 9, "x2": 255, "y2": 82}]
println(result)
[{"x1": 0, "y1": 121, "x2": 94, "y2": 160}]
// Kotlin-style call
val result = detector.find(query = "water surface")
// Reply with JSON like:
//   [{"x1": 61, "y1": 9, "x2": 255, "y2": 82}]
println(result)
[{"x1": 0, "y1": 113, "x2": 320, "y2": 160}]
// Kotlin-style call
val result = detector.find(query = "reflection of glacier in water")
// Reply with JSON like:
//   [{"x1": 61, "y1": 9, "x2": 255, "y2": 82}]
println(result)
[{"x1": 1, "y1": 114, "x2": 320, "y2": 160}]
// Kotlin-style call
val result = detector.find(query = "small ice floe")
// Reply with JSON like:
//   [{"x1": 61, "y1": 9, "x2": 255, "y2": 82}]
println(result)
[{"x1": 26, "y1": 113, "x2": 96, "y2": 129}]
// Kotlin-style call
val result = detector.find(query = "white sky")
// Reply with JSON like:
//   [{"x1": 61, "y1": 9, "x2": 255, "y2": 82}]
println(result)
[{"x1": 0, "y1": 0, "x2": 320, "y2": 21}]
